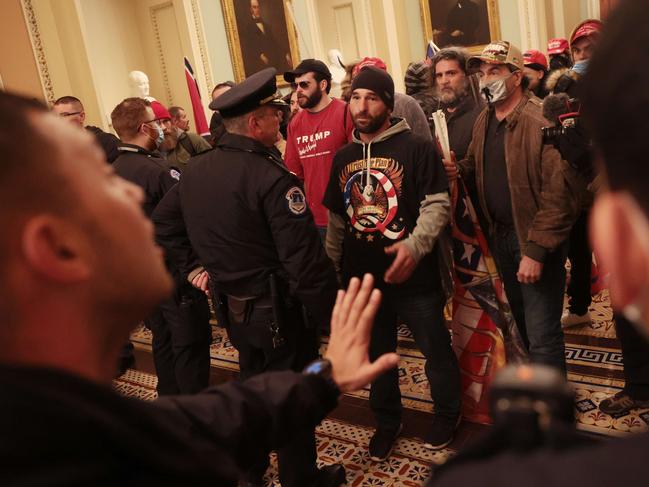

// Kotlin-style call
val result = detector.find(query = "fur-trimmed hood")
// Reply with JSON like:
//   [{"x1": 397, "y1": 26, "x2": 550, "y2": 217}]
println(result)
[{"x1": 544, "y1": 67, "x2": 574, "y2": 94}]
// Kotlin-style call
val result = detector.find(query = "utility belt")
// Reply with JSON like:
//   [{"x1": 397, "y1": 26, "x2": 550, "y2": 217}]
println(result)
[{"x1": 213, "y1": 274, "x2": 309, "y2": 349}]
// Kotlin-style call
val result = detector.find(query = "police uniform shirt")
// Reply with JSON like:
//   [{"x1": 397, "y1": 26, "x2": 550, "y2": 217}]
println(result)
[
  {"x1": 113, "y1": 143, "x2": 181, "y2": 218},
  {"x1": 179, "y1": 132, "x2": 337, "y2": 322}
]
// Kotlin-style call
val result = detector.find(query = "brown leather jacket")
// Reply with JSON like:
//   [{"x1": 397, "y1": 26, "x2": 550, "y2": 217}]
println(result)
[{"x1": 458, "y1": 91, "x2": 579, "y2": 262}]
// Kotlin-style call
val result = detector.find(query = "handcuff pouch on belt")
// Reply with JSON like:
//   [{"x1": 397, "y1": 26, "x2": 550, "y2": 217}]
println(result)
[{"x1": 226, "y1": 274, "x2": 287, "y2": 349}]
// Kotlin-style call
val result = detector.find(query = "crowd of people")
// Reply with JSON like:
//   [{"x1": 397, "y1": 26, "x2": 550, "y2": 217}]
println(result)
[{"x1": 3, "y1": 0, "x2": 649, "y2": 485}]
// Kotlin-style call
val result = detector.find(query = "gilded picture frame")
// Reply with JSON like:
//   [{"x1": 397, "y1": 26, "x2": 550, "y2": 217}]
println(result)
[
  {"x1": 220, "y1": 0, "x2": 300, "y2": 85},
  {"x1": 419, "y1": 0, "x2": 501, "y2": 54}
]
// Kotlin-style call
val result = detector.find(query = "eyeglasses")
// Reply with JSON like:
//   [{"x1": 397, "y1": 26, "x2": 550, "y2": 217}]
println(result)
[
  {"x1": 140, "y1": 118, "x2": 162, "y2": 131},
  {"x1": 293, "y1": 81, "x2": 311, "y2": 89},
  {"x1": 59, "y1": 111, "x2": 83, "y2": 117}
]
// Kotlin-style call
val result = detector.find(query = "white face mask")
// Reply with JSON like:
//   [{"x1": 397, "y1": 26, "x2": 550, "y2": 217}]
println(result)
[
  {"x1": 479, "y1": 72, "x2": 513, "y2": 105},
  {"x1": 618, "y1": 194, "x2": 649, "y2": 337}
]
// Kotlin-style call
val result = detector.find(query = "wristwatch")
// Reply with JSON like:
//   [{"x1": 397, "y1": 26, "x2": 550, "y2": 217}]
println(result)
[{"x1": 303, "y1": 358, "x2": 340, "y2": 396}]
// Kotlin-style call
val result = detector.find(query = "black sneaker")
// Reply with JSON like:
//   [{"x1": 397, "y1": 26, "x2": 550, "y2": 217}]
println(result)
[
  {"x1": 368, "y1": 424, "x2": 402, "y2": 461},
  {"x1": 599, "y1": 391, "x2": 649, "y2": 415},
  {"x1": 424, "y1": 415, "x2": 460, "y2": 450}
]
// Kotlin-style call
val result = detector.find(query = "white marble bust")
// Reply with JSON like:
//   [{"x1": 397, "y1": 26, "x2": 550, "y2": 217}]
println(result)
[
  {"x1": 128, "y1": 71, "x2": 155, "y2": 101},
  {"x1": 328, "y1": 49, "x2": 346, "y2": 85}
]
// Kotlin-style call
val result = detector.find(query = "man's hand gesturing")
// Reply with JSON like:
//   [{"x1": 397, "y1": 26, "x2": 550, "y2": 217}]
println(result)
[{"x1": 325, "y1": 274, "x2": 400, "y2": 393}]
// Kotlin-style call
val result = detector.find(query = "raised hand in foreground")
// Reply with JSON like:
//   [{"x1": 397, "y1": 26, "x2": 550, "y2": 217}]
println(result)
[{"x1": 325, "y1": 274, "x2": 400, "y2": 393}]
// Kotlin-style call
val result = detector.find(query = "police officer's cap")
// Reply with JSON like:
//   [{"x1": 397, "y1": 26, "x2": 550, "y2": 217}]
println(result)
[{"x1": 209, "y1": 68, "x2": 285, "y2": 118}]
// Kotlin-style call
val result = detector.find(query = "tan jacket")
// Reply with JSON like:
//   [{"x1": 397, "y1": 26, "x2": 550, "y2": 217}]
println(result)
[{"x1": 458, "y1": 91, "x2": 579, "y2": 262}]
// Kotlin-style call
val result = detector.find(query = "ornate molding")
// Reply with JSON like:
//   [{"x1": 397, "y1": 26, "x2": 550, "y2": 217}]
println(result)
[
  {"x1": 189, "y1": 0, "x2": 213, "y2": 90},
  {"x1": 150, "y1": 2, "x2": 174, "y2": 105},
  {"x1": 21, "y1": 0, "x2": 55, "y2": 103},
  {"x1": 359, "y1": 0, "x2": 377, "y2": 56},
  {"x1": 519, "y1": 0, "x2": 534, "y2": 51}
]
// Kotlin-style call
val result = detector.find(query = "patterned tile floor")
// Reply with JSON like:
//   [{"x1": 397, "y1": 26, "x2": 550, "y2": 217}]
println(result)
[
  {"x1": 114, "y1": 369, "x2": 452, "y2": 486},
  {"x1": 125, "y1": 288, "x2": 649, "y2": 484}
]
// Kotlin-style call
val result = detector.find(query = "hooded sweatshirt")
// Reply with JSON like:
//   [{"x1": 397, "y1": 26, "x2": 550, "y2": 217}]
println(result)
[{"x1": 323, "y1": 118, "x2": 450, "y2": 293}]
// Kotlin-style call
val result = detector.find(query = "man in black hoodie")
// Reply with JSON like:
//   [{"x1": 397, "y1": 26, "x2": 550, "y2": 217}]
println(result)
[{"x1": 324, "y1": 66, "x2": 461, "y2": 460}]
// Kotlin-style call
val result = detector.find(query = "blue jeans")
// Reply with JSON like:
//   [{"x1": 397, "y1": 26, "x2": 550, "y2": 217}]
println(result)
[
  {"x1": 491, "y1": 226, "x2": 567, "y2": 372},
  {"x1": 369, "y1": 289, "x2": 461, "y2": 431}
]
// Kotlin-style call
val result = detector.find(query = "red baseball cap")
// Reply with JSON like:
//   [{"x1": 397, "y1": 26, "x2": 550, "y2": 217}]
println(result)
[
  {"x1": 523, "y1": 49, "x2": 548, "y2": 71},
  {"x1": 547, "y1": 38, "x2": 569, "y2": 56},
  {"x1": 570, "y1": 19, "x2": 603, "y2": 46},
  {"x1": 150, "y1": 100, "x2": 171, "y2": 121},
  {"x1": 352, "y1": 57, "x2": 387, "y2": 78}
]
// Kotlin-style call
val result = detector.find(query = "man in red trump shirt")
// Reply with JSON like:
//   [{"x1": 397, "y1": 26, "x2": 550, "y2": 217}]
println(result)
[{"x1": 284, "y1": 59, "x2": 353, "y2": 238}]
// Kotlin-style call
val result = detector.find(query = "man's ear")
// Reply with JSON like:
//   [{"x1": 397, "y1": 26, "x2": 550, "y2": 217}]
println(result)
[
  {"x1": 80, "y1": 111, "x2": 86, "y2": 125},
  {"x1": 514, "y1": 70, "x2": 523, "y2": 87},
  {"x1": 21, "y1": 216, "x2": 91, "y2": 283},
  {"x1": 591, "y1": 193, "x2": 649, "y2": 309},
  {"x1": 247, "y1": 113, "x2": 259, "y2": 134}
]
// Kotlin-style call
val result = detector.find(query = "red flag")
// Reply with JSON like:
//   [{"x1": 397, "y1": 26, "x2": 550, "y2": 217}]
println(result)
[{"x1": 184, "y1": 57, "x2": 209, "y2": 136}]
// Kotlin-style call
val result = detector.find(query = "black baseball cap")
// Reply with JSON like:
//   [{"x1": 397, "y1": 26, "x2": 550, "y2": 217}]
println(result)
[
  {"x1": 209, "y1": 68, "x2": 285, "y2": 118},
  {"x1": 283, "y1": 59, "x2": 331, "y2": 83}
]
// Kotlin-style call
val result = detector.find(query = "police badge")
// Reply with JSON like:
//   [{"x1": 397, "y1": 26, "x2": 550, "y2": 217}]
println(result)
[{"x1": 286, "y1": 186, "x2": 307, "y2": 215}]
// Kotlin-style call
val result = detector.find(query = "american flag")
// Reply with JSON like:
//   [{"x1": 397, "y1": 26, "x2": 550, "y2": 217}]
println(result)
[{"x1": 449, "y1": 179, "x2": 527, "y2": 423}]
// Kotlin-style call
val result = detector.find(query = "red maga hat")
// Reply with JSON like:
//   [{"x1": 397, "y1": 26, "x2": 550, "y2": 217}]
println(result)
[
  {"x1": 523, "y1": 49, "x2": 548, "y2": 71},
  {"x1": 150, "y1": 100, "x2": 171, "y2": 121},
  {"x1": 570, "y1": 19, "x2": 603, "y2": 46},
  {"x1": 547, "y1": 38, "x2": 569, "y2": 56},
  {"x1": 352, "y1": 57, "x2": 387, "y2": 78}
]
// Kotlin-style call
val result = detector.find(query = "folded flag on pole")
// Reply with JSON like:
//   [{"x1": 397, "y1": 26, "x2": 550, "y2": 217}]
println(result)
[
  {"x1": 450, "y1": 179, "x2": 527, "y2": 424},
  {"x1": 184, "y1": 57, "x2": 209, "y2": 136}
]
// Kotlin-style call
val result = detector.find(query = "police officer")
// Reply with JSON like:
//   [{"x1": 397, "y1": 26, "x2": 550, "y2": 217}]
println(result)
[
  {"x1": 179, "y1": 69, "x2": 345, "y2": 487},
  {"x1": 111, "y1": 97, "x2": 212, "y2": 395}
]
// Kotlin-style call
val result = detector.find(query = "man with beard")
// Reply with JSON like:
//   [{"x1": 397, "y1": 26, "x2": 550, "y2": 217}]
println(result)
[
  {"x1": 429, "y1": 2, "x2": 649, "y2": 483},
  {"x1": 443, "y1": 41, "x2": 578, "y2": 371},
  {"x1": 351, "y1": 57, "x2": 433, "y2": 142},
  {"x1": 324, "y1": 66, "x2": 461, "y2": 459},
  {"x1": 165, "y1": 105, "x2": 212, "y2": 169},
  {"x1": 432, "y1": 47, "x2": 484, "y2": 163},
  {"x1": 284, "y1": 59, "x2": 353, "y2": 239}
]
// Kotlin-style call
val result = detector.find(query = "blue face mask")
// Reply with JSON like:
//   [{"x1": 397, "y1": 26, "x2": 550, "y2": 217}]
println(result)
[{"x1": 572, "y1": 59, "x2": 589, "y2": 76}]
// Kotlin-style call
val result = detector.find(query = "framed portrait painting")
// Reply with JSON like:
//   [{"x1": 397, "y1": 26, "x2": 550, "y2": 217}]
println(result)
[
  {"x1": 420, "y1": 0, "x2": 501, "y2": 52},
  {"x1": 220, "y1": 0, "x2": 300, "y2": 84}
]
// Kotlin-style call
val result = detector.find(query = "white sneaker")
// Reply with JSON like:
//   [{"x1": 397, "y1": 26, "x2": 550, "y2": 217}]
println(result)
[{"x1": 561, "y1": 311, "x2": 591, "y2": 328}]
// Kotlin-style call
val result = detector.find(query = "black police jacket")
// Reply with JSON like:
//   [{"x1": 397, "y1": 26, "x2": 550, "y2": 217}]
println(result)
[
  {"x1": 113, "y1": 144, "x2": 180, "y2": 218},
  {"x1": 179, "y1": 132, "x2": 337, "y2": 326},
  {"x1": 152, "y1": 183, "x2": 202, "y2": 284}
]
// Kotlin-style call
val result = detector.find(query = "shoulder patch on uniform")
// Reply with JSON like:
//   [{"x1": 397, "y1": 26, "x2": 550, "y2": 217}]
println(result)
[
  {"x1": 170, "y1": 169, "x2": 181, "y2": 181},
  {"x1": 285, "y1": 186, "x2": 307, "y2": 215}
]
